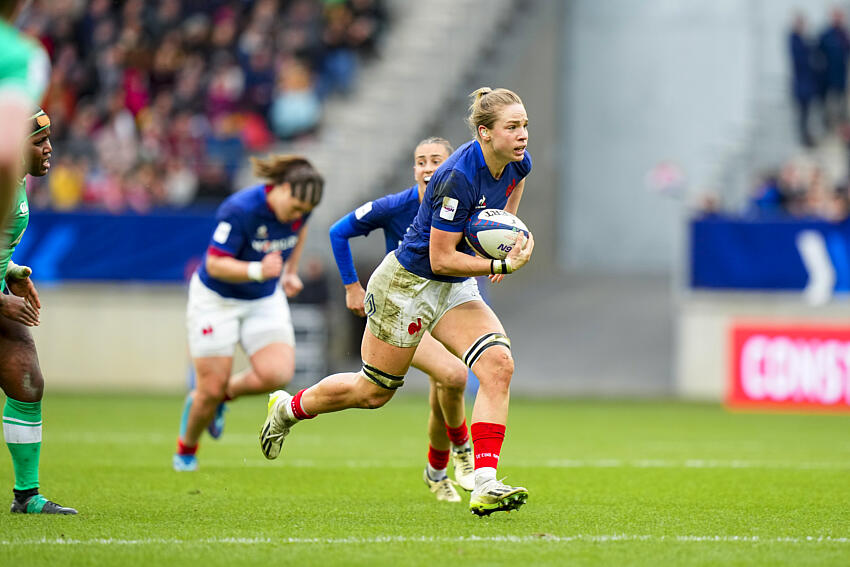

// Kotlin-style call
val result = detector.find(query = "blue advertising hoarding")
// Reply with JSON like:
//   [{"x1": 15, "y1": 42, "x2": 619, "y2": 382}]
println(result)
[
  {"x1": 12, "y1": 210, "x2": 217, "y2": 283},
  {"x1": 690, "y1": 215, "x2": 850, "y2": 292}
]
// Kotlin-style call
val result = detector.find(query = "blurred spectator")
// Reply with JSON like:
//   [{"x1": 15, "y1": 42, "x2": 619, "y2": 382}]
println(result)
[
  {"x1": 818, "y1": 8, "x2": 850, "y2": 130},
  {"x1": 739, "y1": 157, "x2": 849, "y2": 223},
  {"x1": 745, "y1": 170, "x2": 787, "y2": 217},
  {"x1": 16, "y1": 0, "x2": 389, "y2": 213},
  {"x1": 270, "y1": 57, "x2": 321, "y2": 139},
  {"x1": 789, "y1": 13, "x2": 818, "y2": 147}
]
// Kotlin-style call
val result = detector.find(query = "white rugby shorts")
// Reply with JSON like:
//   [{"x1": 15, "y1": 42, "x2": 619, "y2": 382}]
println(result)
[
  {"x1": 365, "y1": 252, "x2": 481, "y2": 348},
  {"x1": 186, "y1": 273, "x2": 295, "y2": 358}
]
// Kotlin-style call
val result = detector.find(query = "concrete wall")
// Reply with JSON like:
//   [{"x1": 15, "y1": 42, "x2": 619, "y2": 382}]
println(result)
[
  {"x1": 561, "y1": 0, "x2": 842, "y2": 273},
  {"x1": 30, "y1": 285, "x2": 189, "y2": 392}
]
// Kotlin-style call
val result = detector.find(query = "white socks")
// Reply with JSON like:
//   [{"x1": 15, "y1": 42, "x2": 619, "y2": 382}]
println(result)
[
  {"x1": 426, "y1": 464, "x2": 447, "y2": 481},
  {"x1": 474, "y1": 467, "x2": 497, "y2": 487}
]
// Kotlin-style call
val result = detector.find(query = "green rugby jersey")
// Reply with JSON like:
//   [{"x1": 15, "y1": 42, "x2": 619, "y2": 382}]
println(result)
[
  {"x1": 0, "y1": 18, "x2": 50, "y2": 103},
  {"x1": 0, "y1": 177, "x2": 27, "y2": 291}
]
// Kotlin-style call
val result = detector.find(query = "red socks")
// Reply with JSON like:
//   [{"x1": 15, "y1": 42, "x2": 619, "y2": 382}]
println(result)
[
  {"x1": 176, "y1": 438, "x2": 197, "y2": 456},
  {"x1": 446, "y1": 419, "x2": 470, "y2": 447},
  {"x1": 427, "y1": 446, "x2": 450, "y2": 470},
  {"x1": 291, "y1": 389, "x2": 316, "y2": 420},
  {"x1": 470, "y1": 422, "x2": 505, "y2": 470}
]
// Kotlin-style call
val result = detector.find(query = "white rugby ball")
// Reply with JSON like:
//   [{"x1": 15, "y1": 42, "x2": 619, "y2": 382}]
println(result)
[{"x1": 464, "y1": 209, "x2": 529, "y2": 260}]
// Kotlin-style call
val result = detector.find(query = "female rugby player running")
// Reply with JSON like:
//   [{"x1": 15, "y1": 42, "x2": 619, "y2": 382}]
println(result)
[
  {"x1": 328, "y1": 137, "x2": 475, "y2": 503},
  {"x1": 173, "y1": 155, "x2": 324, "y2": 471},
  {"x1": 260, "y1": 88, "x2": 533, "y2": 516}
]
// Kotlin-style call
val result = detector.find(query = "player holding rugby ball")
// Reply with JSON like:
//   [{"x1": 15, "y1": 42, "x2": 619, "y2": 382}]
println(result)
[{"x1": 260, "y1": 88, "x2": 534, "y2": 516}]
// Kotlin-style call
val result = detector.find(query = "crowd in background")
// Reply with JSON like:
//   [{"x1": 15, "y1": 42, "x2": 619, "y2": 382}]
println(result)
[
  {"x1": 743, "y1": 158, "x2": 850, "y2": 221},
  {"x1": 20, "y1": 0, "x2": 388, "y2": 213},
  {"x1": 715, "y1": 6, "x2": 850, "y2": 222}
]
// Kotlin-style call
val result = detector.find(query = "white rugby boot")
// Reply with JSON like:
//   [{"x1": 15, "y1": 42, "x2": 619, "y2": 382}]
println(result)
[
  {"x1": 423, "y1": 468, "x2": 461, "y2": 503},
  {"x1": 451, "y1": 446, "x2": 475, "y2": 492},
  {"x1": 259, "y1": 390, "x2": 297, "y2": 459}
]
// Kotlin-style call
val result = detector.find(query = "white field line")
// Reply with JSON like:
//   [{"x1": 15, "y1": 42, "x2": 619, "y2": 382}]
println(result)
[
  {"x1": 48, "y1": 433, "x2": 850, "y2": 471},
  {"x1": 0, "y1": 535, "x2": 848, "y2": 546}
]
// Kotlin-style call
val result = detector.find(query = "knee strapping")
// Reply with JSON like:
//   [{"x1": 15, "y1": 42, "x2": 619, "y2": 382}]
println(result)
[
  {"x1": 463, "y1": 332, "x2": 511, "y2": 369},
  {"x1": 359, "y1": 362, "x2": 405, "y2": 390}
]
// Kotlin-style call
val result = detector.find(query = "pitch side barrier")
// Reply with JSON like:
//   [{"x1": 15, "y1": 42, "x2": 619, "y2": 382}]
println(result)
[
  {"x1": 679, "y1": 215, "x2": 850, "y2": 412},
  {"x1": 17, "y1": 209, "x2": 328, "y2": 391}
]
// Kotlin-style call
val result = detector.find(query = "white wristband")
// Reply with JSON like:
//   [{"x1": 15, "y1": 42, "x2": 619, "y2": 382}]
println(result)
[{"x1": 247, "y1": 261, "x2": 264, "y2": 282}]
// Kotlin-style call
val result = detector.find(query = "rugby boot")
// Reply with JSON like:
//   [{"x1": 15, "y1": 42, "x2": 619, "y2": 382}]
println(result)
[
  {"x1": 423, "y1": 468, "x2": 461, "y2": 502},
  {"x1": 11, "y1": 494, "x2": 77, "y2": 515},
  {"x1": 469, "y1": 478, "x2": 528, "y2": 516},
  {"x1": 452, "y1": 446, "x2": 475, "y2": 492},
  {"x1": 259, "y1": 390, "x2": 297, "y2": 459}
]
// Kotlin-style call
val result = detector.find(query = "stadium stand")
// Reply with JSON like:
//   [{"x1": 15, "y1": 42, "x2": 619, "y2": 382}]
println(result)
[{"x1": 17, "y1": 0, "x2": 389, "y2": 211}]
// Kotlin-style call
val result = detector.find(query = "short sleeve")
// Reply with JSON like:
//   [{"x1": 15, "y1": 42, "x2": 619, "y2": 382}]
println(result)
[
  {"x1": 430, "y1": 170, "x2": 476, "y2": 233},
  {"x1": 208, "y1": 204, "x2": 246, "y2": 256},
  {"x1": 0, "y1": 41, "x2": 50, "y2": 104}
]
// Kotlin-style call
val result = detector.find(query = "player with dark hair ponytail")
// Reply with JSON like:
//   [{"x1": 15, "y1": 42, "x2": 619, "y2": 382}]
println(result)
[{"x1": 173, "y1": 155, "x2": 324, "y2": 472}]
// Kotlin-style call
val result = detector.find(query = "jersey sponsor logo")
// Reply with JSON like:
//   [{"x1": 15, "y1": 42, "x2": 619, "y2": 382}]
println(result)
[
  {"x1": 252, "y1": 235, "x2": 299, "y2": 254},
  {"x1": 364, "y1": 293, "x2": 376, "y2": 317},
  {"x1": 355, "y1": 201, "x2": 373, "y2": 220},
  {"x1": 476, "y1": 195, "x2": 486, "y2": 209},
  {"x1": 202, "y1": 325, "x2": 213, "y2": 336},
  {"x1": 213, "y1": 221, "x2": 232, "y2": 244},
  {"x1": 506, "y1": 178, "x2": 517, "y2": 197},
  {"x1": 440, "y1": 197, "x2": 458, "y2": 220},
  {"x1": 256, "y1": 224, "x2": 268, "y2": 238},
  {"x1": 407, "y1": 317, "x2": 423, "y2": 336},
  {"x1": 17, "y1": 201, "x2": 28, "y2": 216}
]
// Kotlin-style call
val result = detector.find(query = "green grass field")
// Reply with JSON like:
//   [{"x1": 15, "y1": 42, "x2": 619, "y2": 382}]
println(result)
[{"x1": 0, "y1": 393, "x2": 848, "y2": 566}]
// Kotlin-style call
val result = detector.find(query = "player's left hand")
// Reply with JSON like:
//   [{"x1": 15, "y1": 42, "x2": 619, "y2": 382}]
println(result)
[
  {"x1": 282, "y1": 272, "x2": 303, "y2": 298},
  {"x1": 5, "y1": 264, "x2": 41, "y2": 310}
]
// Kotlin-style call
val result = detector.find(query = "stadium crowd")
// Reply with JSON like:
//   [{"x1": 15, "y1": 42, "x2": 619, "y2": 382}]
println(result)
[
  {"x1": 697, "y1": 6, "x2": 850, "y2": 223},
  {"x1": 743, "y1": 157, "x2": 850, "y2": 221},
  {"x1": 18, "y1": 0, "x2": 388, "y2": 212}
]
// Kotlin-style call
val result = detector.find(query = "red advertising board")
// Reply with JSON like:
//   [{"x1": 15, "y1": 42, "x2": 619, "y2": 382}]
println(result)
[{"x1": 728, "y1": 323, "x2": 850, "y2": 412}]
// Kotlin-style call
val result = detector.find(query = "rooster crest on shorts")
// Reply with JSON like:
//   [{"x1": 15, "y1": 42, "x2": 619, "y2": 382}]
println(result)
[{"x1": 407, "y1": 317, "x2": 423, "y2": 336}]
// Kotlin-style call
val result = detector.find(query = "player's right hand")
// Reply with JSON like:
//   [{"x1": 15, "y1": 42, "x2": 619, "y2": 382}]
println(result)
[
  {"x1": 506, "y1": 232, "x2": 534, "y2": 272},
  {"x1": 6, "y1": 264, "x2": 41, "y2": 309},
  {"x1": 0, "y1": 294, "x2": 39, "y2": 326},
  {"x1": 344, "y1": 282, "x2": 367, "y2": 317},
  {"x1": 261, "y1": 252, "x2": 284, "y2": 280}
]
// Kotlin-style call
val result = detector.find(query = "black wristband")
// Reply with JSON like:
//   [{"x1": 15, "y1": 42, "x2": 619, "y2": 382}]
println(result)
[
  {"x1": 500, "y1": 259, "x2": 507, "y2": 274},
  {"x1": 490, "y1": 260, "x2": 495, "y2": 275}
]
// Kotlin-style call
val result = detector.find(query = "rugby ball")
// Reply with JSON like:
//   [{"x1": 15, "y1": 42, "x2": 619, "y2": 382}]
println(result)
[{"x1": 464, "y1": 209, "x2": 529, "y2": 260}]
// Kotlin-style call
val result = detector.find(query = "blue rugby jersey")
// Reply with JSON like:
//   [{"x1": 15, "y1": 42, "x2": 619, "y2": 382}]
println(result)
[
  {"x1": 197, "y1": 184, "x2": 310, "y2": 299},
  {"x1": 395, "y1": 140, "x2": 531, "y2": 282},
  {"x1": 328, "y1": 185, "x2": 420, "y2": 285}
]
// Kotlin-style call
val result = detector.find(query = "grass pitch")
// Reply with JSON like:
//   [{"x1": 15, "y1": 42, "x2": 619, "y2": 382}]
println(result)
[{"x1": 0, "y1": 393, "x2": 848, "y2": 566}]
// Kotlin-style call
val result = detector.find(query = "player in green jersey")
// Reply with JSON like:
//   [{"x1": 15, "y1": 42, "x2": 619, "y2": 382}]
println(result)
[
  {"x1": 1, "y1": 109, "x2": 77, "y2": 515},
  {"x1": 0, "y1": 0, "x2": 49, "y2": 233}
]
